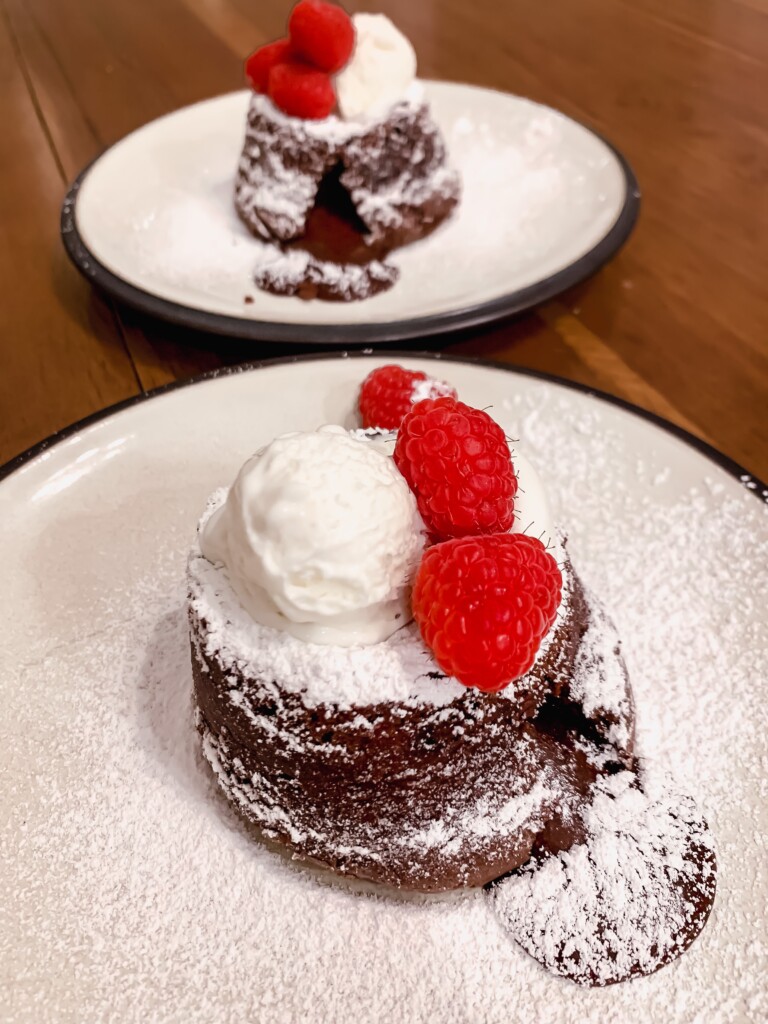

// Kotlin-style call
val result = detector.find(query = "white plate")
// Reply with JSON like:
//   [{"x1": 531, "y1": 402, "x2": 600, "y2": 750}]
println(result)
[
  {"x1": 62, "y1": 84, "x2": 639, "y2": 343},
  {"x1": 2, "y1": 355, "x2": 766, "y2": 1023}
]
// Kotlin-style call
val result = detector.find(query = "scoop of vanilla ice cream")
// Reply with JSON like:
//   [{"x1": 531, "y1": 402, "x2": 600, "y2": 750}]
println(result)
[
  {"x1": 335, "y1": 13, "x2": 417, "y2": 121},
  {"x1": 200, "y1": 426, "x2": 425, "y2": 646},
  {"x1": 509, "y1": 449, "x2": 557, "y2": 553}
]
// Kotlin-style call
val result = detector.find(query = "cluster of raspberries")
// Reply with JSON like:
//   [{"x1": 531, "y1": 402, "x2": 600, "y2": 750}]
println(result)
[
  {"x1": 359, "y1": 365, "x2": 563, "y2": 693},
  {"x1": 245, "y1": 0, "x2": 355, "y2": 120}
]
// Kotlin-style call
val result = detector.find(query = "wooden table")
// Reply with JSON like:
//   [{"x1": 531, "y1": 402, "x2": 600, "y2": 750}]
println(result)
[{"x1": 1, "y1": 0, "x2": 766, "y2": 475}]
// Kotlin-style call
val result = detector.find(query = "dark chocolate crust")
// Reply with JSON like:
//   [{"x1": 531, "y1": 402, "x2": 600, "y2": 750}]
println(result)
[{"x1": 189, "y1": 562, "x2": 635, "y2": 892}]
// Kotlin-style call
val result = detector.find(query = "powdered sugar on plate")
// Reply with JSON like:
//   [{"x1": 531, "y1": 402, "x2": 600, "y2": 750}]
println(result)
[{"x1": 1, "y1": 362, "x2": 766, "y2": 1023}]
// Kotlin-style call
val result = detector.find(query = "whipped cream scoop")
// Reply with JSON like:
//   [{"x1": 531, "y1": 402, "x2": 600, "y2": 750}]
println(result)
[
  {"x1": 200, "y1": 426, "x2": 425, "y2": 646},
  {"x1": 335, "y1": 13, "x2": 418, "y2": 121}
]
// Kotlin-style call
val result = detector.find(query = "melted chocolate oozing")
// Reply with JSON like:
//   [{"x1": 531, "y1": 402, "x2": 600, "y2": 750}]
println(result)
[{"x1": 292, "y1": 163, "x2": 391, "y2": 267}]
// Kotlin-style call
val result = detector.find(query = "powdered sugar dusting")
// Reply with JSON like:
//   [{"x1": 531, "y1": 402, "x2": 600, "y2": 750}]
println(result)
[
  {"x1": 251, "y1": 244, "x2": 399, "y2": 301},
  {"x1": 411, "y1": 375, "x2": 456, "y2": 402},
  {"x1": 404, "y1": 779, "x2": 554, "y2": 856},
  {"x1": 569, "y1": 599, "x2": 633, "y2": 749},
  {"x1": 351, "y1": 164, "x2": 458, "y2": 232},
  {"x1": 245, "y1": 91, "x2": 424, "y2": 145}
]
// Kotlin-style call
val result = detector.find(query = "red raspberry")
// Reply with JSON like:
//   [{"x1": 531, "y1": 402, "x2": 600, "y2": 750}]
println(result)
[
  {"x1": 394, "y1": 398, "x2": 517, "y2": 540},
  {"x1": 245, "y1": 39, "x2": 294, "y2": 93},
  {"x1": 288, "y1": 0, "x2": 355, "y2": 74},
  {"x1": 359, "y1": 364, "x2": 458, "y2": 430},
  {"x1": 267, "y1": 61, "x2": 336, "y2": 120},
  {"x1": 412, "y1": 534, "x2": 563, "y2": 692}
]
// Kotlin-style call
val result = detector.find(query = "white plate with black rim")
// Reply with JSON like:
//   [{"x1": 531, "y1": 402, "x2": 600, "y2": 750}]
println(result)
[
  {"x1": 2, "y1": 354, "x2": 766, "y2": 1022},
  {"x1": 61, "y1": 83, "x2": 640, "y2": 345}
]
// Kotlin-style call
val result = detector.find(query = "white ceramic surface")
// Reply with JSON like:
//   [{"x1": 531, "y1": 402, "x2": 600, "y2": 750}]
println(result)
[
  {"x1": 2, "y1": 357, "x2": 766, "y2": 1023},
  {"x1": 72, "y1": 84, "x2": 630, "y2": 326}
]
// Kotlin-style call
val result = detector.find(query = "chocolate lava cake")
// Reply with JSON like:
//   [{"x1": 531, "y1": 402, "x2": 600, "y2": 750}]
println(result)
[
  {"x1": 234, "y1": 93, "x2": 460, "y2": 301},
  {"x1": 184, "y1": 369, "x2": 717, "y2": 983},
  {"x1": 188, "y1": 509, "x2": 633, "y2": 893}
]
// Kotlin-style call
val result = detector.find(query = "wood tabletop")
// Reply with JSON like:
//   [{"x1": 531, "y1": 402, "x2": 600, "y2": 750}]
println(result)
[{"x1": 1, "y1": 0, "x2": 766, "y2": 476}]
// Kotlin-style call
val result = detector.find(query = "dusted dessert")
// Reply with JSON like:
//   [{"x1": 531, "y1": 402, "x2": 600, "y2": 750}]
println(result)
[
  {"x1": 235, "y1": 2, "x2": 460, "y2": 300},
  {"x1": 187, "y1": 364, "x2": 716, "y2": 986}
]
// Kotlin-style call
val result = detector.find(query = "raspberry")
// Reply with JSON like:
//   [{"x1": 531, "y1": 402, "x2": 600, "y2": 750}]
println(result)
[
  {"x1": 267, "y1": 61, "x2": 336, "y2": 120},
  {"x1": 412, "y1": 534, "x2": 563, "y2": 692},
  {"x1": 288, "y1": 0, "x2": 355, "y2": 74},
  {"x1": 394, "y1": 398, "x2": 517, "y2": 540},
  {"x1": 245, "y1": 39, "x2": 294, "y2": 93},
  {"x1": 359, "y1": 364, "x2": 457, "y2": 430}
]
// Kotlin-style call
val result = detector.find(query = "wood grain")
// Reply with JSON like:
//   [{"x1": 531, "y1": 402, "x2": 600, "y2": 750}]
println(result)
[
  {"x1": 0, "y1": 0, "x2": 139, "y2": 461},
  {"x1": 1, "y1": 0, "x2": 766, "y2": 476}
]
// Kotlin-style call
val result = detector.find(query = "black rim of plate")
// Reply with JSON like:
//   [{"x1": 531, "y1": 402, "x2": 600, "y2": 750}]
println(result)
[
  {"x1": 2, "y1": 353, "x2": 766, "y2": 503},
  {"x1": 60, "y1": 90, "x2": 642, "y2": 345}
]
